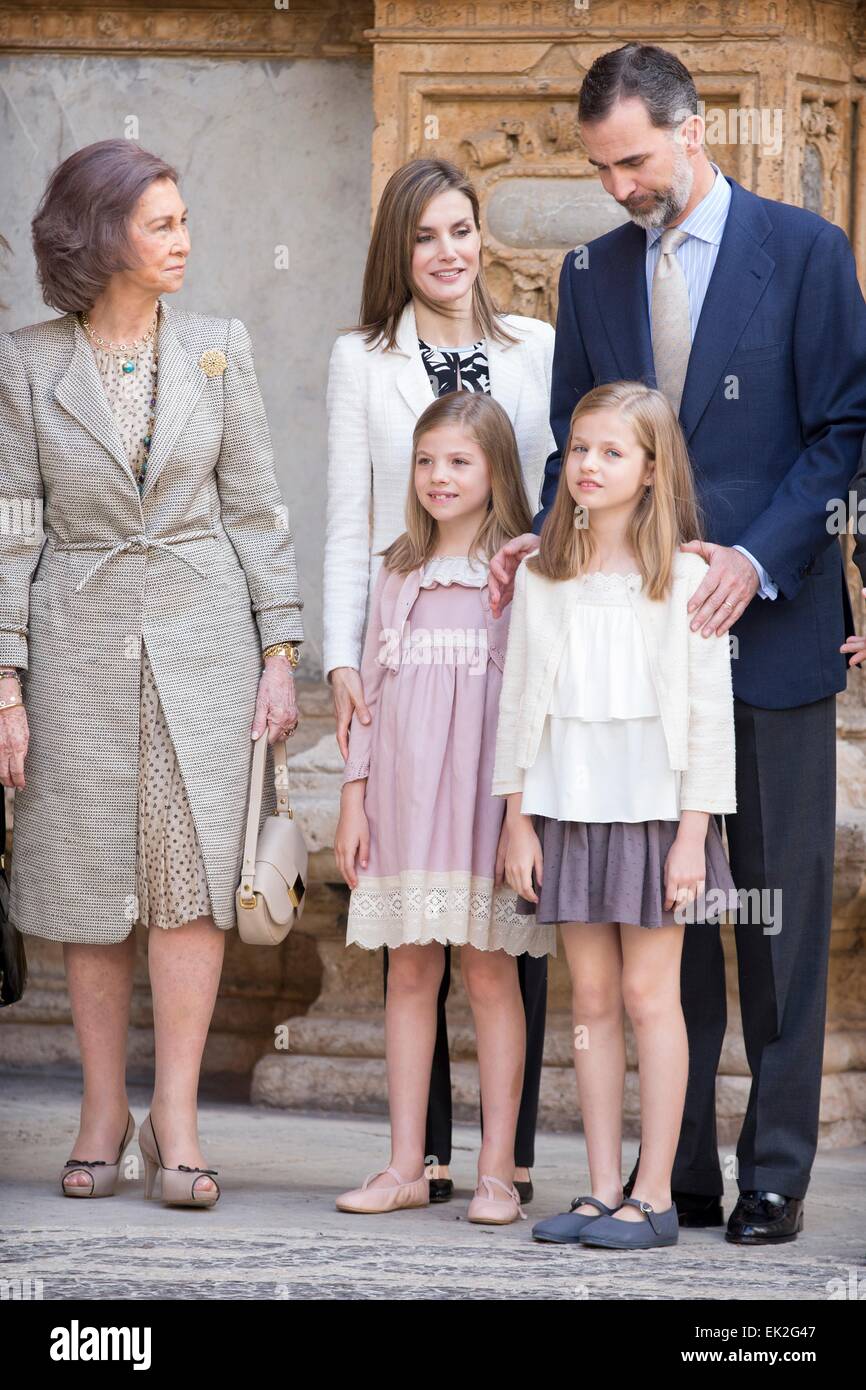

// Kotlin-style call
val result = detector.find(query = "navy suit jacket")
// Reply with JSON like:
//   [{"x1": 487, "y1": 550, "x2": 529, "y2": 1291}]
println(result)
[{"x1": 533, "y1": 177, "x2": 866, "y2": 708}]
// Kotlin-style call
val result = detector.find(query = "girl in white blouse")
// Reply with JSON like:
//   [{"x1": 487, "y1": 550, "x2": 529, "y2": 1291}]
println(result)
[{"x1": 492, "y1": 380, "x2": 738, "y2": 1251}]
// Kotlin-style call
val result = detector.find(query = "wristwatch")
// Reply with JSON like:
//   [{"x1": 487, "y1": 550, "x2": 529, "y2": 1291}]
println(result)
[{"x1": 262, "y1": 642, "x2": 301, "y2": 668}]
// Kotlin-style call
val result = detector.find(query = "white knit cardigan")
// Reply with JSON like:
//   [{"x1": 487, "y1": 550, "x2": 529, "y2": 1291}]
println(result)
[
  {"x1": 492, "y1": 549, "x2": 737, "y2": 815},
  {"x1": 322, "y1": 299, "x2": 555, "y2": 679}
]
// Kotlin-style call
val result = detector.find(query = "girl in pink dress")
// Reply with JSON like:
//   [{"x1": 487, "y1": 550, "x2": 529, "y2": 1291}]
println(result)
[{"x1": 333, "y1": 391, "x2": 555, "y2": 1225}]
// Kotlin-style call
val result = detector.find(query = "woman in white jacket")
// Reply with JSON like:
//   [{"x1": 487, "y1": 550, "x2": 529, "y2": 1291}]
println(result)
[{"x1": 323, "y1": 158, "x2": 554, "y2": 1202}]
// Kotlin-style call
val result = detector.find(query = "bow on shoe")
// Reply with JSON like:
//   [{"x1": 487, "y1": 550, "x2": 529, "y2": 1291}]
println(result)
[
  {"x1": 177, "y1": 1165, "x2": 219, "y2": 1176},
  {"x1": 64, "y1": 1159, "x2": 107, "y2": 1167}
]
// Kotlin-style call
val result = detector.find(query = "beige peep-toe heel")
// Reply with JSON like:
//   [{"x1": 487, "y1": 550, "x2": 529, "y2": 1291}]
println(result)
[
  {"x1": 61, "y1": 1111, "x2": 136, "y2": 1198},
  {"x1": 139, "y1": 1112, "x2": 220, "y2": 1208}
]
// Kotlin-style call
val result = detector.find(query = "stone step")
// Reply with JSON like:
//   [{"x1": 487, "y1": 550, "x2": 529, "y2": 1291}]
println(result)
[
  {"x1": 251, "y1": 1051, "x2": 866, "y2": 1147},
  {"x1": 280, "y1": 1008, "x2": 866, "y2": 1074}
]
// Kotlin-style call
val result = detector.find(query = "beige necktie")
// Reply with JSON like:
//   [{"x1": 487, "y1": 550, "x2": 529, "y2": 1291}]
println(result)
[{"x1": 651, "y1": 227, "x2": 690, "y2": 415}]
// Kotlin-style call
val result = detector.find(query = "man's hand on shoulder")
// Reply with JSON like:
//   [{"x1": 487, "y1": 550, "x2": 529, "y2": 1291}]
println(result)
[
  {"x1": 679, "y1": 539, "x2": 760, "y2": 637},
  {"x1": 488, "y1": 533, "x2": 541, "y2": 617}
]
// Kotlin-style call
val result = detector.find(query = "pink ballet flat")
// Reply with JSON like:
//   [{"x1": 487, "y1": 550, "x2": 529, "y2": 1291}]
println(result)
[
  {"x1": 335, "y1": 1164, "x2": 430, "y2": 1214},
  {"x1": 467, "y1": 1174, "x2": 528, "y2": 1225}
]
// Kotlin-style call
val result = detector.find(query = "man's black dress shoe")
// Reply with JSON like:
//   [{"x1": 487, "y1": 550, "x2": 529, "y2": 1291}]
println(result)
[
  {"x1": 428, "y1": 1177, "x2": 454, "y2": 1203},
  {"x1": 514, "y1": 1177, "x2": 533, "y2": 1205},
  {"x1": 623, "y1": 1172, "x2": 723, "y2": 1227},
  {"x1": 725, "y1": 1190, "x2": 804, "y2": 1244}
]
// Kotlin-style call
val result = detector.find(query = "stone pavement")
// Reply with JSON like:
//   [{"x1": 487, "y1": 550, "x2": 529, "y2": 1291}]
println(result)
[{"x1": 1, "y1": 1070, "x2": 864, "y2": 1301}]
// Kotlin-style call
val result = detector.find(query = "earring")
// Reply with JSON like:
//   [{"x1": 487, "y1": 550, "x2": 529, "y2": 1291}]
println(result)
[{"x1": 573, "y1": 502, "x2": 588, "y2": 530}]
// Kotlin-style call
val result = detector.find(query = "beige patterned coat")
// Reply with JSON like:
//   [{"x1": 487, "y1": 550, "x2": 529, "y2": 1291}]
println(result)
[{"x1": 0, "y1": 299, "x2": 304, "y2": 944}]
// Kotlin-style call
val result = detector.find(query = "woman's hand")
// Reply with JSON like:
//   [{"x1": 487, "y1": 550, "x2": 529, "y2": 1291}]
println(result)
[
  {"x1": 329, "y1": 666, "x2": 371, "y2": 761},
  {"x1": 841, "y1": 589, "x2": 866, "y2": 667},
  {"x1": 487, "y1": 532, "x2": 540, "y2": 618},
  {"x1": 252, "y1": 655, "x2": 300, "y2": 744},
  {"x1": 0, "y1": 676, "x2": 29, "y2": 789},
  {"x1": 664, "y1": 813, "x2": 709, "y2": 916},
  {"x1": 503, "y1": 801, "x2": 543, "y2": 903},
  {"x1": 334, "y1": 782, "x2": 369, "y2": 888}
]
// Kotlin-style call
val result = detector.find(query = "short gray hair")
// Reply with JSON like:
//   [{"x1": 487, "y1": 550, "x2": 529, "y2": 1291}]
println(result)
[{"x1": 31, "y1": 139, "x2": 180, "y2": 314}]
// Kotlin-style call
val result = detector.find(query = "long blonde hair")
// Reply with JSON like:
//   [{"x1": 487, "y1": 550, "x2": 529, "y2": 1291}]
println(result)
[
  {"x1": 528, "y1": 381, "x2": 704, "y2": 600},
  {"x1": 354, "y1": 158, "x2": 518, "y2": 351},
  {"x1": 380, "y1": 391, "x2": 534, "y2": 575}
]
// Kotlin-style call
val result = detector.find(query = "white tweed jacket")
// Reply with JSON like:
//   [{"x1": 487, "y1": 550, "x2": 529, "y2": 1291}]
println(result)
[
  {"x1": 322, "y1": 298, "x2": 555, "y2": 680},
  {"x1": 492, "y1": 550, "x2": 737, "y2": 814},
  {"x1": 0, "y1": 300, "x2": 304, "y2": 944}
]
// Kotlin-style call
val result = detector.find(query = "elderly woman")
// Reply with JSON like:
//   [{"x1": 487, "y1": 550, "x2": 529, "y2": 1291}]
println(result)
[{"x1": 0, "y1": 140, "x2": 303, "y2": 1207}]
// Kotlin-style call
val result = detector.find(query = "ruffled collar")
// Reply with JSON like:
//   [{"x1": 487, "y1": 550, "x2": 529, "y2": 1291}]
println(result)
[{"x1": 418, "y1": 553, "x2": 489, "y2": 589}]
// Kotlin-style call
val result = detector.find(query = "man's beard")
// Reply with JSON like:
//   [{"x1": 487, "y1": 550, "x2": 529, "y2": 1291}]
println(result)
[{"x1": 622, "y1": 147, "x2": 694, "y2": 230}]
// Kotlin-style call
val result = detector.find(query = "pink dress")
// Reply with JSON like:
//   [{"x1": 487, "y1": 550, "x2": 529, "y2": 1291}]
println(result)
[{"x1": 341, "y1": 554, "x2": 554, "y2": 957}]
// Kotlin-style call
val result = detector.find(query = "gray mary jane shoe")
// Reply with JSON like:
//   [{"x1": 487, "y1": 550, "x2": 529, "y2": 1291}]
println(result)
[
  {"x1": 532, "y1": 1195, "x2": 617, "y2": 1244},
  {"x1": 579, "y1": 1196, "x2": 679, "y2": 1249}
]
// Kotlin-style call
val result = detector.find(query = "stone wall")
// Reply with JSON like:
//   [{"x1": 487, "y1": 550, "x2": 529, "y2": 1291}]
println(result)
[{"x1": 0, "y1": 4, "x2": 372, "y2": 1076}]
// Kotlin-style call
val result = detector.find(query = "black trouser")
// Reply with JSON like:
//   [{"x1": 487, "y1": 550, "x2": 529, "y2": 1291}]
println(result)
[
  {"x1": 669, "y1": 695, "x2": 836, "y2": 1200},
  {"x1": 382, "y1": 945, "x2": 548, "y2": 1167}
]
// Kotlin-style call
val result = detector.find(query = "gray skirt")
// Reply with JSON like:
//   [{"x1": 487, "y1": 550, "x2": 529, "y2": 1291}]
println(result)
[{"x1": 514, "y1": 814, "x2": 736, "y2": 930}]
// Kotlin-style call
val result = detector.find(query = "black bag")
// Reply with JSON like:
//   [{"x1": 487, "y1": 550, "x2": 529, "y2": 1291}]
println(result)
[{"x1": 0, "y1": 795, "x2": 26, "y2": 1007}]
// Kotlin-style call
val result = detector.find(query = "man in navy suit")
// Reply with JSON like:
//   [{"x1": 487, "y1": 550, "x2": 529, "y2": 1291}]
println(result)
[{"x1": 489, "y1": 42, "x2": 866, "y2": 1244}]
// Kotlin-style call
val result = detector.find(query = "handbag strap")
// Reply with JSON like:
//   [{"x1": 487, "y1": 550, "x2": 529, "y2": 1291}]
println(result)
[{"x1": 239, "y1": 735, "x2": 290, "y2": 903}]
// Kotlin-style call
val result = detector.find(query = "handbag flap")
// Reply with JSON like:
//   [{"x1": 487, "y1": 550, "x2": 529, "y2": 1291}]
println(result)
[{"x1": 256, "y1": 817, "x2": 308, "y2": 921}]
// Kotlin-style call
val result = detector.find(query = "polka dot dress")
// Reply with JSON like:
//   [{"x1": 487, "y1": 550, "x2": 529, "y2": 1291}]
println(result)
[
  {"x1": 135, "y1": 645, "x2": 212, "y2": 930},
  {"x1": 86, "y1": 322, "x2": 158, "y2": 492},
  {"x1": 87, "y1": 314, "x2": 214, "y2": 930}
]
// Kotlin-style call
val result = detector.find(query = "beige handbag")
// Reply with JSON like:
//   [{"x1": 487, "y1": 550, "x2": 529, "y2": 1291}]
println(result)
[{"x1": 235, "y1": 733, "x2": 308, "y2": 945}]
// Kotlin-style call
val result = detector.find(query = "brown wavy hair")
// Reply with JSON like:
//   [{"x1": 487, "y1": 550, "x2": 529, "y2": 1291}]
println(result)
[
  {"x1": 528, "y1": 381, "x2": 704, "y2": 600},
  {"x1": 380, "y1": 391, "x2": 534, "y2": 576},
  {"x1": 355, "y1": 158, "x2": 518, "y2": 351},
  {"x1": 31, "y1": 139, "x2": 179, "y2": 314}
]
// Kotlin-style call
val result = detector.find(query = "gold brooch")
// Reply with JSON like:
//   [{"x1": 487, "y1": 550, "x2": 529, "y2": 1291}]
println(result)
[{"x1": 199, "y1": 349, "x2": 228, "y2": 377}]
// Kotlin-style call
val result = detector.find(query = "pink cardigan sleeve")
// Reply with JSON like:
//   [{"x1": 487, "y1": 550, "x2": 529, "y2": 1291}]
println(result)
[{"x1": 340, "y1": 563, "x2": 392, "y2": 786}]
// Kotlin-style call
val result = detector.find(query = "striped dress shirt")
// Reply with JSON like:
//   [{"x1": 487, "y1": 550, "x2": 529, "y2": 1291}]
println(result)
[{"x1": 645, "y1": 164, "x2": 777, "y2": 599}]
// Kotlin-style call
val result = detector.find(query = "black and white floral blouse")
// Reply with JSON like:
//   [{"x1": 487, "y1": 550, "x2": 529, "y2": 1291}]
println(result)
[{"x1": 418, "y1": 338, "x2": 490, "y2": 395}]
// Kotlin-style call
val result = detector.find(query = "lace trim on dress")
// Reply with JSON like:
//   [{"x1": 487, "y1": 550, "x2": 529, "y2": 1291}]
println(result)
[
  {"x1": 569, "y1": 570, "x2": 643, "y2": 608},
  {"x1": 578, "y1": 570, "x2": 642, "y2": 584},
  {"x1": 418, "y1": 554, "x2": 490, "y2": 589},
  {"x1": 346, "y1": 870, "x2": 556, "y2": 957}
]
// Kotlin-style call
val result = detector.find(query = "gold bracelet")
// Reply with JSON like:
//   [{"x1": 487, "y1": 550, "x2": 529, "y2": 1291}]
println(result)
[
  {"x1": 0, "y1": 692, "x2": 23, "y2": 712},
  {"x1": 262, "y1": 642, "x2": 300, "y2": 668}
]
